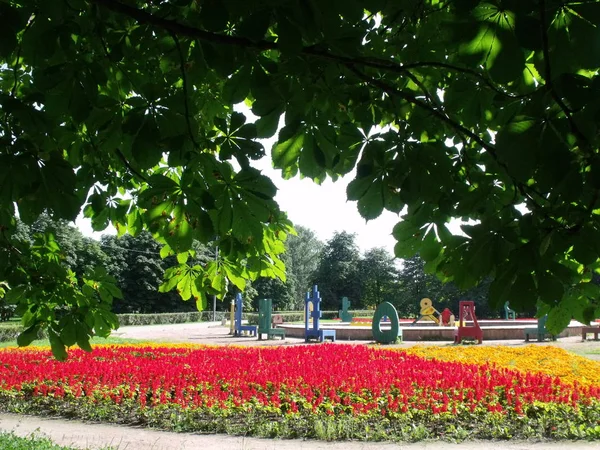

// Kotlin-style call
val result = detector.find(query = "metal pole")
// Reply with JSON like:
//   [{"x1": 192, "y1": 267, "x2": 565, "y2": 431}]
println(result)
[{"x1": 212, "y1": 244, "x2": 218, "y2": 322}]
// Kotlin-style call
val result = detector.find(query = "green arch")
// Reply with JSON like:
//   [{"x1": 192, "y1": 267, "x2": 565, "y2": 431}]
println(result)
[{"x1": 372, "y1": 302, "x2": 400, "y2": 344}]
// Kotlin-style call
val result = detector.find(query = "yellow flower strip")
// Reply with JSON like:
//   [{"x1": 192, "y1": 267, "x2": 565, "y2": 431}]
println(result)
[{"x1": 404, "y1": 345, "x2": 600, "y2": 387}]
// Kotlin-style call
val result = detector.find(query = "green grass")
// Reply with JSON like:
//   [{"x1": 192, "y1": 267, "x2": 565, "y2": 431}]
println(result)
[
  {"x1": 0, "y1": 431, "x2": 114, "y2": 450},
  {"x1": 0, "y1": 336, "x2": 147, "y2": 349}
]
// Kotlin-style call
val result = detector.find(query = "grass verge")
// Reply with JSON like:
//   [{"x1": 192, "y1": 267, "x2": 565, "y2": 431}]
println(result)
[{"x1": 0, "y1": 336, "x2": 147, "y2": 349}]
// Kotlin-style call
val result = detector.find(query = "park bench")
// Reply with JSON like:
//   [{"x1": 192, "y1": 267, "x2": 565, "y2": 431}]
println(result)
[
  {"x1": 258, "y1": 299, "x2": 285, "y2": 340},
  {"x1": 524, "y1": 315, "x2": 556, "y2": 342},
  {"x1": 582, "y1": 325, "x2": 600, "y2": 341},
  {"x1": 272, "y1": 314, "x2": 284, "y2": 326}
]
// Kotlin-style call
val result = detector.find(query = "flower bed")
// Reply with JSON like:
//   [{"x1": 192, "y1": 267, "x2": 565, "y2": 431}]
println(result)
[{"x1": 0, "y1": 344, "x2": 599, "y2": 441}]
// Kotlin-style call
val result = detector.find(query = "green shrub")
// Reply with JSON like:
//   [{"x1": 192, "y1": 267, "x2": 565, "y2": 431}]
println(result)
[
  {"x1": 115, "y1": 311, "x2": 229, "y2": 326},
  {"x1": 0, "y1": 324, "x2": 47, "y2": 343}
]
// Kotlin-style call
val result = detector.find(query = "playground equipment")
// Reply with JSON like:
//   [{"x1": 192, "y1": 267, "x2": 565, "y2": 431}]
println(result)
[
  {"x1": 504, "y1": 301, "x2": 516, "y2": 320},
  {"x1": 524, "y1": 315, "x2": 556, "y2": 342},
  {"x1": 372, "y1": 302, "x2": 402, "y2": 344},
  {"x1": 440, "y1": 308, "x2": 455, "y2": 326},
  {"x1": 454, "y1": 301, "x2": 483, "y2": 344},
  {"x1": 258, "y1": 298, "x2": 285, "y2": 340},
  {"x1": 412, "y1": 298, "x2": 441, "y2": 325},
  {"x1": 233, "y1": 293, "x2": 257, "y2": 337},
  {"x1": 339, "y1": 297, "x2": 353, "y2": 322},
  {"x1": 305, "y1": 285, "x2": 336, "y2": 342}
]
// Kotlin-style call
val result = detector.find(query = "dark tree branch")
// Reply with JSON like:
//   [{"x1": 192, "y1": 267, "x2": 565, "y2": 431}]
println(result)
[
  {"x1": 115, "y1": 148, "x2": 149, "y2": 182},
  {"x1": 539, "y1": 0, "x2": 590, "y2": 151},
  {"x1": 90, "y1": 0, "x2": 532, "y2": 100},
  {"x1": 345, "y1": 65, "x2": 497, "y2": 156},
  {"x1": 11, "y1": 14, "x2": 36, "y2": 97},
  {"x1": 171, "y1": 32, "x2": 200, "y2": 149}
]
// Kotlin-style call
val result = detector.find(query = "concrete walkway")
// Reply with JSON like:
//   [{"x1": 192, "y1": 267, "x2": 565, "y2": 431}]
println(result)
[
  {"x1": 111, "y1": 321, "x2": 600, "y2": 360},
  {"x1": 1, "y1": 413, "x2": 599, "y2": 450}
]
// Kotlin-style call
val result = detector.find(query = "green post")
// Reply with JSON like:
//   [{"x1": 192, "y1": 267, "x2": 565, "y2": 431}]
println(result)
[
  {"x1": 372, "y1": 302, "x2": 401, "y2": 344},
  {"x1": 339, "y1": 297, "x2": 353, "y2": 322}
]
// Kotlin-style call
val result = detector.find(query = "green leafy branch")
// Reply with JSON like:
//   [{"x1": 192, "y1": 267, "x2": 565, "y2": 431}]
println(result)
[
  {"x1": 90, "y1": 0, "x2": 529, "y2": 101},
  {"x1": 171, "y1": 32, "x2": 199, "y2": 149},
  {"x1": 538, "y1": 0, "x2": 590, "y2": 153}
]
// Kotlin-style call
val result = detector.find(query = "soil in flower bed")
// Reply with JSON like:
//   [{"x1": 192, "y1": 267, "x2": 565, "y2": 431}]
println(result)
[{"x1": 0, "y1": 344, "x2": 599, "y2": 442}]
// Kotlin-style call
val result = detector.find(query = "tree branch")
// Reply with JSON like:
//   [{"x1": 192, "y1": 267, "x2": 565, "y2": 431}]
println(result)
[
  {"x1": 346, "y1": 65, "x2": 497, "y2": 156},
  {"x1": 539, "y1": 0, "x2": 590, "y2": 150},
  {"x1": 90, "y1": 0, "x2": 532, "y2": 100},
  {"x1": 11, "y1": 14, "x2": 36, "y2": 97},
  {"x1": 115, "y1": 148, "x2": 149, "y2": 182},
  {"x1": 171, "y1": 32, "x2": 199, "y2": 149}
]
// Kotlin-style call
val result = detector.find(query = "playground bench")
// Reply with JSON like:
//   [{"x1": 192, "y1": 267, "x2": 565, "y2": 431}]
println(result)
[
  {"x1": 258, "y1": 299, "x2": 285, "y2": 340},
  {"x1": 524, "y1": 315, "x2": 556, "y2": 342},
  {"x1": 582, "y1": 326, "x2": 600, "y2": 341}
]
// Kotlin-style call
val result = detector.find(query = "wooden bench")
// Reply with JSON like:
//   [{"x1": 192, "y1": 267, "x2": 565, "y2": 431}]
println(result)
[
  {"x1": 272, "y1": 314, "x2": 284, "y2": 326},
  {"x1": 582, "y1": 326, "x2": 600, "y2": 341}
]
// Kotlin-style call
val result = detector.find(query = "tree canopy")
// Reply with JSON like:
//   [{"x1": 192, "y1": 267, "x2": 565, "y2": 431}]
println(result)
[{"x1": 2, "y1": 0, "x2": 600, "y2": 355}]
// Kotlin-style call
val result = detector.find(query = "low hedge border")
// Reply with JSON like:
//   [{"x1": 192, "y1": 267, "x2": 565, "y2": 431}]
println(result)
[{"x1": 0, "y1": 310, "x2": 376, "y2": 342}]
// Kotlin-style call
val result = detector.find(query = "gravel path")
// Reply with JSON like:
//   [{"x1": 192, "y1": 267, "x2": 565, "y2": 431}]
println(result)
[{"x1": 2, "y1": 322, "x2": 600, "y2": 449}]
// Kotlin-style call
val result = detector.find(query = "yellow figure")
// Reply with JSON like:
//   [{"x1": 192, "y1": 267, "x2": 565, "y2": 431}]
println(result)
[{"x1": 419, "y1": 298, "x2": 440, "y2": 324}]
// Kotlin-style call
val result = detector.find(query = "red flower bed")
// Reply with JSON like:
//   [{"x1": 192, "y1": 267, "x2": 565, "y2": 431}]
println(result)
[{"x1": 1, "y1": 344, "x2": 597, "y2": 417}]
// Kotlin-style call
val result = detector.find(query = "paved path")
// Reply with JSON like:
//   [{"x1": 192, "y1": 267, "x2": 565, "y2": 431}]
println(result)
[
  {"x1": 2, "y1": 322, "x2": 600, "y2": 449},
  {"x1": 112, "y1": 321, "x2": 600, "y2": 359},
  {"x1": 2, "y1": 413, "x2": 599, "y2": 450}
]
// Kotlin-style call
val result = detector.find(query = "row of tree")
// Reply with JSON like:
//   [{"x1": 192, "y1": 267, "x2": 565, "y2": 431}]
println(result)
[{"x1": 9, "y1": 215, "x2": 520, "y2": 319}]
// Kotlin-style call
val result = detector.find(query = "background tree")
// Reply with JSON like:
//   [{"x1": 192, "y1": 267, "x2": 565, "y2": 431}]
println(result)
[
  {"x1": 101, "y1": 232, "x2": 203, "y2": 313},
  {"x1": 313, "y1": 231, "x2": 362, "y2": 309},
  {"x1": 283, "y1": 226, "x2": 323, "y2": 309},
  {"x1": 2, "y1": 0, "x2": 600, "y2": 356},
  {"x1": 252, "y1": 225, "x2": 321, "y2": 310},
  {"x1": 358, "y1": 247, "x2": 399, "y2": 308}
]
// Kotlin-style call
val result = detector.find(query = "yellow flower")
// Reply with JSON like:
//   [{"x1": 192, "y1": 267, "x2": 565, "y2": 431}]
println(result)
[{"x1": 403, "y1": 345, "x2": 600, "y2": 387}]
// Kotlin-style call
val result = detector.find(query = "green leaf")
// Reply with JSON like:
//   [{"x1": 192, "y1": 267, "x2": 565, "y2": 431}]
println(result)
[
  {"x1": 537, "y1": 272, "x2": 564, "y2": 305},
  {"x1": 508, "y1": 273, "x2": 537, "y2": 311},
  {"x1": 132, "y1": 120, "x2": 162, "y2": 169},
  {"x1": 164, "y1": 206, "x2": 193, "y2": 254},
  {"x1": 546, "y1": 306, "x2": 572, "y2": 335},
  {"x1": 59, "y1": 319, "x2": 77, "y2": 347},
  {"x1": 48, "y1": 329, "x2": 68, "y2": 361},
  {"x1": 277, "y1": 18, "x2": 303, "y2": 54},
  {"x1": 222, "y1": 68, "x2": 251, "y2": 104},
  {"x1": 200, "y1": 0, "x2": 229, "y2": 32},
  {"x1": 357, "y1": 180, "x2": 384, "y2": 220},
  {"x1": 420, "y1": 231, "x2": 442, "y2": 262},
  {"x1": 17, "y1": 325, "x2": 39, "y2": 347},
  {"x1": 273, "y1": 131, "x2": 304, "y2": 170}
]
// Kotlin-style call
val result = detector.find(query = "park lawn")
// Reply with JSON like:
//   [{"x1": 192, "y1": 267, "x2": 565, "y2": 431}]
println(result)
[
  {"x1": 0, "y1": 343, "x2": 599, "y2": 442},
  {"x1": 0, "y1": 431, "x2": 110, "y2": 450},
  {"x1": 0, "y1": 336, "x2": 147, "y2": 349}
]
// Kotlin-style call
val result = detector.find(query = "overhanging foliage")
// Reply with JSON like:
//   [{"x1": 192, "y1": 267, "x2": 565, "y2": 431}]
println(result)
[{"x1": 1, "y1": 0, "x2": 600, "y2": 356}]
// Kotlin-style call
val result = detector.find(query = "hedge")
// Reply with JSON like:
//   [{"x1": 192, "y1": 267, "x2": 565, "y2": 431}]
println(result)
[
  {"x1": 0, "y1": 310, "x2": 376, "y2": 342},
  {"x1": 0, "y1": 324, "x2": 47, "y2": 343}
]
